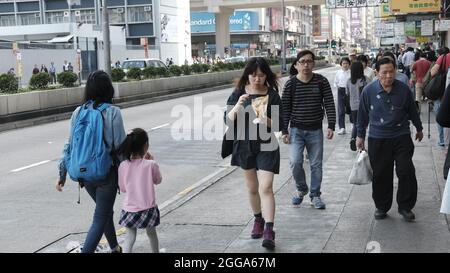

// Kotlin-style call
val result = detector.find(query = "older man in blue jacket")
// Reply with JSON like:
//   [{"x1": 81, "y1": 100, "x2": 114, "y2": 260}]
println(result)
[{"x1": 356, "y1": 57, "x2": 423, "y2": 222}]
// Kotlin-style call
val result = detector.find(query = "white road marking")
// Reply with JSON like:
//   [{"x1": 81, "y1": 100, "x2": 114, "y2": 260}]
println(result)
[
  {"x1": 11, "y1": 160, "x2": 51, "y2": 173},
  {"x1": 150, "y1": 123, "x2": 170, "y2": 131}
]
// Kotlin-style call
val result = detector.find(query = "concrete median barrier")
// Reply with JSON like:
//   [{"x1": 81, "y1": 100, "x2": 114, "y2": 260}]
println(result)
[{"x1": 0, "y1": 61, "x2": 328, "y2": 130}]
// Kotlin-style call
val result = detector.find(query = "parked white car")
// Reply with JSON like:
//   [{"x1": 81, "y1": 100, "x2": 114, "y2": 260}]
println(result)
[
  {"x1": 224, "y1": 56, "x2": 246, "y2": 63},
  {"x1": 121, "y1": 59, "x2": 167, "y2": 73}
]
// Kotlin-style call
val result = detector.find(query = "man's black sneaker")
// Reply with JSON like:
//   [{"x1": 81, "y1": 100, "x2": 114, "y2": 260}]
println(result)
[
  {"x1": 350, "y1": 138, "x2": 357, "y2": 151},
  {"x1": 398, "y1": 209, "x2": 415, "y2": 222},
  {"x1": 374, "y1": 209, "x2": 387, "y2": 220}
]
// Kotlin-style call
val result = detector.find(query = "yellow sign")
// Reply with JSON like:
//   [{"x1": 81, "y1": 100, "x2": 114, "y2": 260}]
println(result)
[
  {"x1": 416, "y1": 37, "x2": 431, "y2": 43},
  {"x1": 390, "y1": 0, "x2": 440, "y2": 14}
]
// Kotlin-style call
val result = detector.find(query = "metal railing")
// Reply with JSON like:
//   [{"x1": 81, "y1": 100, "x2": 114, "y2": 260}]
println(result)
[{"x1": 0, "y1": 42, "x2": 74, "y2": 50}]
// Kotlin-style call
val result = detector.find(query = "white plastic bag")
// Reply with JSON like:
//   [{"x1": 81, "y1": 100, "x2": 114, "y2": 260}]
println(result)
[
  {"x1": 440, "y1": 169, "x2": 450, "y2": 214},
  {"x1": 348, "y1": 151, "x2": 373, "y2": 185}
]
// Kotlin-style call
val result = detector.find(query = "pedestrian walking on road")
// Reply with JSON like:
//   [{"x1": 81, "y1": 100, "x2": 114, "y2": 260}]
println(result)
[
  {"x1": 281, "y1": 50, "x2": 336, "y2": 210},
  {"x1": 430, "y1": 47, "x2": 450, "y2": 150},
  {"x1": 67, "y1": 62, "x2": 74, "y2": 72},
  {"x1": 117, "y1": 128, "x2": 162, "y2": 253},
  {"x1": 56, "y1": 70, "x2": 126, "y2": 253},
  {"x1": 63, "y1": 60, "x2": 68, "y2": 72},
  {"x1": 334, "y1": 57, "x2": 351, "y2": 135},
  {"x1": 381, "y1": 51, "x2": 411, "y2": 88},
  {"x1": 436, "y1": 84, "x2": 450, "y2": 214},
  {"x1": 225, "y1": 57, "x2": 282, "y2": 249},
  {"x1": 32, "y1": 65, "x2": 39, "y2": 75},
  {"x1": 356, "y1": 57, "x2": 423, "y2": 222},
  {"x1": 40, "y1": 64, "x2": 48, "y2": 73},
  {"x1": 346, "y1": 61, "x2": 368, "y2": 151},
  {"x1": 357, "y1": 55, "x2": 375, "y2": 82},
  {"x1": 402, "y1": 47, "x2": 415, "y2": 79},
  {"x1": 412, "y1": 51, "x2": 432, "y2": 105},
  {"x1": 49, "y1": 62, "x2": 57, "y2": 84}
]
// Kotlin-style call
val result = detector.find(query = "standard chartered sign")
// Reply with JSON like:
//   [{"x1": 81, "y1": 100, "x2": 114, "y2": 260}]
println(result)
[
  {"x1": 191, "y1": 11, "x2": 258, "y2": 33},
  {"x1": 191, "y1": 18, "x2": 216, "y2": 26}
]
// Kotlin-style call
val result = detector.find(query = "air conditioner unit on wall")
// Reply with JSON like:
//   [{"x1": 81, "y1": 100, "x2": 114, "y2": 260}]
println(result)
[
  {"x1": 63, "y1": 11, "x2": 70, "y2": 17},
  {"x1": 144, "y1": 6, "x2": 152, "y2": 12},
  {"x1": 35, "y1": 13, "x2": 40, "y2": 18},
  {"x1": 116, "y1": 8, "x2": 124, "y2": 13},
  {"x1": 75, "y1": 10, "x2": 80, "y2": 17}
]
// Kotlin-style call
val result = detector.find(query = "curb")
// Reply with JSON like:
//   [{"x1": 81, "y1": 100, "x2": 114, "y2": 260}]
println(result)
[{"x1": 0, "y1": 64, "x2": 332, "y2": 134}]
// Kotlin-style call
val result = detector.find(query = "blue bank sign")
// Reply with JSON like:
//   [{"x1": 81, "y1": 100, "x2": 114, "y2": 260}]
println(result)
[{"x1": 191, "y1": 11, "x2": 259, "y2": 33}]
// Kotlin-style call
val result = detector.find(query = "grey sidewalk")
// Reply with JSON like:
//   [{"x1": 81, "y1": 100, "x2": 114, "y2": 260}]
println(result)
[
  {"x1": 130, "y1": 103, "x2": 450, "y2": 253},
  {"x1": 36, "y1": 102, "x2": 450, "y2": 253}
]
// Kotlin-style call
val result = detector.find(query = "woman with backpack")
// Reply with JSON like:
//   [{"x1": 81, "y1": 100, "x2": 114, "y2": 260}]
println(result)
[
  {"x1": 56, "y1": 70, "x2": 126, "y2": 253},
  {"x1": 430, "y1": 47, "x2": 450, "y2": 149},
  {"x1": 346, "y1": 61, "x2": 368, "y2": 151}
]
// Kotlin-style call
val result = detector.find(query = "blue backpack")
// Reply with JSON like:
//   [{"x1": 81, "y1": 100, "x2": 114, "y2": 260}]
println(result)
[{"x1": 66, "y1": 101, "x2": 112, "y2": 183}]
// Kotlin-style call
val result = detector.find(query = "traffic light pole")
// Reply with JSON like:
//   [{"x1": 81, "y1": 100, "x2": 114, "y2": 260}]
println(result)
[
  {"x1": 328, "y1": 8, "x2": 332, "y2": 64},
  {"x1": 281, "y1": 0, "x2": 286, "y2": 73},
  {"x1": 102, "y1": 0, "x2": 111, "y2": 76}
]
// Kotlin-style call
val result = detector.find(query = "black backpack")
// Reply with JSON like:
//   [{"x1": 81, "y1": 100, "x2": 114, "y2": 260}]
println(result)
[{"x1": 424, "y1": 54, "x2": 447, "y2": 101}]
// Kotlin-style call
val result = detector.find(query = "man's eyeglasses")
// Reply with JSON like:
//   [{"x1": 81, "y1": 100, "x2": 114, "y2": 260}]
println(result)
[{"x1": 297, "y1": 60, "x2": 314, "y2": 66}]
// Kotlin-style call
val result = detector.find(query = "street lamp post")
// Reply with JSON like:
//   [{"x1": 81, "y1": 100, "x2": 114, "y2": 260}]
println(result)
[
  {"x1": 102, "y1": 0, "x2": 111, "y2": 75},
  {"x1": 328, "y1": 8, "x2": 333, "y2": 64},
  {"x1": 281, "y1": 0, "x2": 286, "y2": 73},
  {"x1": 184, "y1": 43, "x2": 188, "y2": 65}
]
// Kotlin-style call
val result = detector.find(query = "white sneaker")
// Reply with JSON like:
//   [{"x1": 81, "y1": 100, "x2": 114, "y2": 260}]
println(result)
[{"x1": 337, "y1": 128, "x2": 346, "y2": 135}]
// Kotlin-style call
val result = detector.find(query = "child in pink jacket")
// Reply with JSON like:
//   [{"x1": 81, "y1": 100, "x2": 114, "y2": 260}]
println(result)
[{"x1": 118, "y1": 128, "x2": 162, "y2": 253}]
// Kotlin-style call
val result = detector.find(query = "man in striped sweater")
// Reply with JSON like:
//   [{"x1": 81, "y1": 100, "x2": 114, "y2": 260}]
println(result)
[{"x1": 281, "y1": 50, "x2": 336, "y2": 209}]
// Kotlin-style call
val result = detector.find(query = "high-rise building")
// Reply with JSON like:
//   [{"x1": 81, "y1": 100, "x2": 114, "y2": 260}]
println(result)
[{"x1": 0, "y1": 0, "x2": 191, "y2": 65}]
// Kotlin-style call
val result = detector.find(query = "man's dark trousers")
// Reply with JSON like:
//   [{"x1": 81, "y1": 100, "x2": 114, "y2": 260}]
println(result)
[{"x1": 368, "y1": 134, "x2": 418, "y2": 212}]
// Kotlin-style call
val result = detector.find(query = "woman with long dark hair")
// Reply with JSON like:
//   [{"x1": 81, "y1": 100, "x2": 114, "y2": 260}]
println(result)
[
  {"x1": 346, "y1": 61, "x2": 367, "y2": 151},
  {"x1": 56, "y1": 70, "x2": 126, "y2": 253},
  {"x1": 225, "y1": 57, "x2": 282, "y2": 249}
]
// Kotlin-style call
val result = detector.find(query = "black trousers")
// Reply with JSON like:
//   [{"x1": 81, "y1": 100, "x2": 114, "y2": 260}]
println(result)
[{"x1": 368, "y1": 135, "x2": 418, "y2": 212}]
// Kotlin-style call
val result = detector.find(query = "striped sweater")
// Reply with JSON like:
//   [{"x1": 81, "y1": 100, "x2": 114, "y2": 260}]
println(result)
[{"x1": 281, "y1": 73, "x2": 336, "y2": 134}]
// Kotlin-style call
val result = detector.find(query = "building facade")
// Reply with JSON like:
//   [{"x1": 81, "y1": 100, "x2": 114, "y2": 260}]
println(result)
[
  {"x1": 190, "y1": 5, "x2": 313, "y2": 59},
  {"x1": 0, "y1": 0, "x2": 155, "y2": 44},
  {"x1": 0, "y1": 0, "x2": 192, "y2": 65},
  {"x1": 268, "y1": 5, "x2": 313, "y2": 57}
]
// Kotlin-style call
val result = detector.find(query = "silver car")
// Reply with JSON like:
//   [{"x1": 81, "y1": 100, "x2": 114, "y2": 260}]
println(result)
[{"x1": 121, "y1": 58, "x2": 167, "y2": 73}]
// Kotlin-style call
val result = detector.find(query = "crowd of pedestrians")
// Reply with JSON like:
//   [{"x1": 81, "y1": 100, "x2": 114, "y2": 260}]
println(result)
[{"x1": 54, "y1": 45, "x2": 450, "y2": 253}]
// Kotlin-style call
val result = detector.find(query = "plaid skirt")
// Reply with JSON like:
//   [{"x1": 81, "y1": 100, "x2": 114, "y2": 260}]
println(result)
[{"x1": 119, "y1": 206, "x2": 160, "y2": 228}]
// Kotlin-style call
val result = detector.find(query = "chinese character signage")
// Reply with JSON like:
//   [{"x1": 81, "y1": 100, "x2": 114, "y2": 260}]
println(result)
[
  {"x1": 357, "y1": 0, "x2": 367, "y2": 7},
  {"x1": 347, "y1": 0, "x2": 357, "y2": 7},
  {"x1": 421, "y1": 20, "x2": 433, "y2": 36},
  {"x1": 435, "y1": 20, "x2": 450, "y2": 32},
  {"x1": 394, "y1": 22, "x2": 405, "y2": 36},
  {"x1": 335, "y1": 0, "x2": 345, "y2": 8},
  {"x1": 326, "y1": 0, "x2": 389, "y2": 8},
  {"x1": 325, "y1": 0, "x2": 335, "y2": 8},
  {"x1": 312, "y1": 5, "x2": 321, "y2": 36},
  {"x1": 404, "y1": 21, "x2": 416, "y2": 37},
  {"x1": 390, "y1": 0, "x2": 440, "y2": 14}
]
